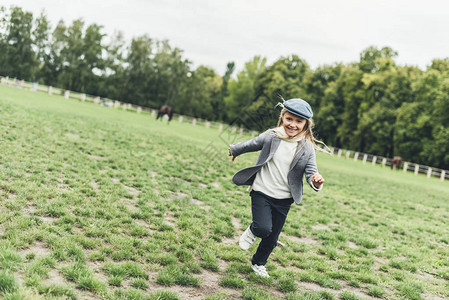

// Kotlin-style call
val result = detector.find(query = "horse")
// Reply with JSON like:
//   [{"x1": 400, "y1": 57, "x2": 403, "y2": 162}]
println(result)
[
  {"x1": 156, "y1": 105, "x2": 173, "y2": 122},
  {"x1": 391, "y1": 156, "x2": 402, "y2": 170}
]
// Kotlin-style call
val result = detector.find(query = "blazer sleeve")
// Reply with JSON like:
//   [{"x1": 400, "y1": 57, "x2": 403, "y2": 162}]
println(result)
[
  {"x1": 304, "y1": 147, "x2": 322, "y2": 191},
  {"x1": 229, "y1": 132, "x2": 267, "y2": 157}
]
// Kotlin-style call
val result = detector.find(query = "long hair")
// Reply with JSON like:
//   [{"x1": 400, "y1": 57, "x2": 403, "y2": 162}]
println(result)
[{"x1": 275, "y1": 107, "x2": 329, "y2": 152}]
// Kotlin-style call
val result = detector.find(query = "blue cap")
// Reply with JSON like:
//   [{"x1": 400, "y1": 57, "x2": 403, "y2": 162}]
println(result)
[{"x1": 283, "y1": 98, "x2": 313, "y2": 119}]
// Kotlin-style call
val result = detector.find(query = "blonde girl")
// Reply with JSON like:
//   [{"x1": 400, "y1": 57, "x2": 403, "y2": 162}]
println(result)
[{"x1": 228, "y1": 98, "x2": 324, "y2": 278}]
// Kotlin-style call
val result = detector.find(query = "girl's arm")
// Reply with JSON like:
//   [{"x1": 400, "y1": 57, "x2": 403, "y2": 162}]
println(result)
[
  {"x1": 229, "y1": 132, "x2": 267, "y2": 159},
  {"x1": 304, "y1": 149, "x2": 324, "y2": 190}
]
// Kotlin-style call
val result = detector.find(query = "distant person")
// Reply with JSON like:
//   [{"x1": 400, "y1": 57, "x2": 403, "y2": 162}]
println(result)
[{"x1": 228, "y1": 98, "x2": 325, "y2": 278}]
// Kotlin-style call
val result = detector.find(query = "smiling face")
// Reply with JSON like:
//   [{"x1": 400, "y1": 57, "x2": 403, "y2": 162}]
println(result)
[{"x1": 281, "y1": 111, "x2": 307, "y2": 138}]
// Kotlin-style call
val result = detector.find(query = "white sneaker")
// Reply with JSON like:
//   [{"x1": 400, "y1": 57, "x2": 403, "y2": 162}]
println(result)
[
  {"x1": 239, "y1": 226, "x2": 256, "y2": 250},
  {"x1": 252, "y1": 264, "x2": 270, "y2": 278}
]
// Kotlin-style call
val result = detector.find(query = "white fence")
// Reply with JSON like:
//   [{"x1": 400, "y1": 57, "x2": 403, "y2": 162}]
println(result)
[
  {"x1": 326, "y1": 147, "x2": 449, "y2": 182},
  {"x1": 1, "y1": 75, "x2": 448, "y2": 182}
]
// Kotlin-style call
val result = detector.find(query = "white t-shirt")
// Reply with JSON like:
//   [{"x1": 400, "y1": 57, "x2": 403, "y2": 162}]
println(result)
[{"x1": 252, "y1": 139, "x2": 299, "y2": 199}]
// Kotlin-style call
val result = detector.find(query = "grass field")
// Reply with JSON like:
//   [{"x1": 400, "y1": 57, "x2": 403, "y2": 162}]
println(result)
[{"x1": 1, "y1": 85, "x2": 449, "y2": 300}]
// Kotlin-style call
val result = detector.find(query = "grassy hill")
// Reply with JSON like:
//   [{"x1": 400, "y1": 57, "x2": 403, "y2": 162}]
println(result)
[{"x1": 1, "y1": 85, "x2": 448, "y2": 299}]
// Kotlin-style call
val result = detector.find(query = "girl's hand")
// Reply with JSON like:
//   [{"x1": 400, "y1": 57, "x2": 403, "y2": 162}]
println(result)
[
  {"x1": 229, "y1": 148, "x2": 236, "y2": 162},
  {"x1": 311, "y1": 173, "x2": 324, "y2": 188}
]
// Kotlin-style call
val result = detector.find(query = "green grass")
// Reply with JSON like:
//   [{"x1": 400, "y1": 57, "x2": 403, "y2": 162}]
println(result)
[{"x1": 1, "y1": 85, "x2": 449, "y2": 299}]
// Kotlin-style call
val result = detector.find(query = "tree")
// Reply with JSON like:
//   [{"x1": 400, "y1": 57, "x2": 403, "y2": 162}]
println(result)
[
  {"x1": 224, "y1": 56, "x2": 267, "y2": 126},
  {"x1": 39, "y1": 19, "x2": 65, "y2": 86},
  {"x1": 82, "y1": 23, "x2": 105, "y2": 94},
  {"x1": 122, "y1": 35, "x2": 154, "y2": 104},
  {"x1": 152, "y1": 41, "x2": 190, "y2": 108},
  {"x1": 178, "y1": 65, "x2": 222, "y2": 119},
  {"x1": 303, "y1": 63, "x2": 343, "y2": 116},
  {"x1": 32, "y1": 10, "x2": 50, "y2": 81},
  {"x1": 358, "y1": 46, "x2": 398, "y2": 73},
  {"x1": 4, "y1": 6, "x2": 35, "y2": 80},
  {"x1": 214, "y1": 61, "x2": 235, "y2": 121},
  {"x1": 98, "y1": 30, "x2": 127, "y2": 99}
]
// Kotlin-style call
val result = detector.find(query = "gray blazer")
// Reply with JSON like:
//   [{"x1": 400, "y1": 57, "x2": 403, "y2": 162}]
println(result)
[{"x1": 230, "y1": 130, "x2": 320, "y2": 204}]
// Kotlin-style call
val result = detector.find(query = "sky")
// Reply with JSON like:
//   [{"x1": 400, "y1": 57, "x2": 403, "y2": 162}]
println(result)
[{"x1": 2, "y1": 0, "x2": 449, "y2": 74}]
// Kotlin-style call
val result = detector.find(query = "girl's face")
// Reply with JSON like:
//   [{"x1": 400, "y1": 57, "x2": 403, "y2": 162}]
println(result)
[{"x1": 281, "y1": 111, "x2": 307, "y2": 137}]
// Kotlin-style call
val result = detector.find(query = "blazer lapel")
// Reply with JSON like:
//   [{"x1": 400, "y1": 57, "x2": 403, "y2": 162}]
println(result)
[{"x1": 289, "y1": 139, "x2": 307, "y2": 171}]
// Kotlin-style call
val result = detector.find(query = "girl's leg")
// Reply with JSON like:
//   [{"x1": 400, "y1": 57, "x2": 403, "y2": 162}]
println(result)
[
  {"x1": 251, "y1": 198, "x2": 292, "y2": 266},
  {"x1": 250, "y1": 191, "x2": 273, "y2": 238}
]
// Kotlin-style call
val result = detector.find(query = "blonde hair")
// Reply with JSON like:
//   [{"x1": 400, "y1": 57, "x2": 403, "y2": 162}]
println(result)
[{"x1": 275, "y1": 108, "x2": 329, "y2": 152}]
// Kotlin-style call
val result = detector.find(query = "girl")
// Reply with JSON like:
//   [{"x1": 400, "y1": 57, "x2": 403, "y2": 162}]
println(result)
[{"x1": 228, "y1": 98, "x2": 325, "y2": 278}]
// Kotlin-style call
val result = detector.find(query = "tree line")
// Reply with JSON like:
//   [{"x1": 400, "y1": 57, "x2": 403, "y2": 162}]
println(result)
[{"x1": 1, "y1": 6, "x2": 448, "y2": 169}]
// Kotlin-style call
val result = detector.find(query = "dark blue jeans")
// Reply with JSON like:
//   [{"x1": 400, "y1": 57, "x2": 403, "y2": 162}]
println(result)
[{"x1": 249, "y1": 190, "x2": 293, "y2": 266}]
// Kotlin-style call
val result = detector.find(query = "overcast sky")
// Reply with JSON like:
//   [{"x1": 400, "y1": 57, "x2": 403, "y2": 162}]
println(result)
[{"x1": 3, "y1": 0, "x2": 449, "y2": 74}]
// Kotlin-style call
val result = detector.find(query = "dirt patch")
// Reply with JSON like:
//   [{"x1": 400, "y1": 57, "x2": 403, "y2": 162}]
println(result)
[
  {"x1": 65, "y1": 133, "x2": 79, "y2": 140},
  {"x1": 373, "y1": 255, "x2": 388, "y2": 270},
  {"x1": 22, "y1": 205, "x2": 37, "y2": 217},
  {"x1": 337, "y1": 281, "x2": 372, "y2": 299},
  {"x1": 41, "y1": 216, "x2": 58, "y2": 223},
  {"x1": 121, "y1": 198, "x2": 138, "y2": 211},
  {"x1": 222, "y1": 216, "x2": 242, "y2": 245},
  {"x1": 312, "y1": 224, "x2": 330, "y2": 231},
  {"x1": 415, "y1": 270, "x2": 437, "y2": 282},
  {"x1": 164, "y1": 212, "x2": 177, "y2": 227},
  {"x1": 169, "y1": 191, "x2": 189, "y2": 201},
  {"x1": 190, "y1": 198, "x2": 211, "y2": 212},
  {"x1": 198, "y1": 269, "x2": 221, "y2": 288},
  {"x1": 21, "y1": 241, "x2": 51, "y2": 258},
  {"x1": 347, "y1": 241, "x2": 358, "y2": 249},
  {"x1": 231, "y1": 216, "x2": 242, "y2": 231},
  {"x1": 86, "y1": 154, "x2": 106, "y2": 160},
  {"x1": 299, "y1": 281, "x2": 326, "y2": 292},
  {"x1": 90, "y1": 180, "x2": 99, "y2": 189},
  {"x1": 421, "y1": 293, "x2": 448, "y2": 300},
  {"x1": 211, "y1": 182, "x2": 221, "y2": 189},
  {"x1": 198, "y1": 183, "x2": 207, "y2": 188},
  {"x1": 287, "y1": 235, "x2": 319, "y2": 245},
  {"x1": 46, "y1": 268, "x2": 69, "y2": 285}
]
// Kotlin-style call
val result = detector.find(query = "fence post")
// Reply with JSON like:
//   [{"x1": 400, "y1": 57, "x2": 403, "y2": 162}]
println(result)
[
  {"x1": 427, "y1": 167, "x2": 432, "y2": 178},
  {"x1": 219, "y1": 124, "x2": 223, "y2": 132},
  {"x1": 414, "y1": 164, "x2": 419, "y2": 176},
  {"x1": 205, "y1": 121, "x2": 210, "y2": 128},
  {"x1": 151, "y1": 109, "x2": 156, "y2": 116},
  {"x1": 372, "y1": 156, "x2": 377, "y2": 165},
  {"x1": 354, "y1": 152, "x2": 359, "y2": 162},
  {"x1": 251, "y1": 131, "x2": 256, "y2": 138},
  {"x1": 346, "y1": 150, "x2": 351, "y2": 159},
  {"x1": 64, "y1": 90, "x2": 70, "y2": 99},
  {"x1": 382, "y1": 158, "x2": 387, "y2": 167},
  {"x1": 441, "y1": 171, "x2": 446, "y2": 182},
  {"x1": 337, "y1": 149, "x2": 342, "y2": 158},
  {"x1": 48, "y1": 86, "x2": 53, "y2": 95},
  {"x1": 362, "y1": 154, "x2": 367, "y2": 164},
  {"x1": 94, "y1": 97, "x2": 100, "y2": 104},
  {"x1": 192, "y1": 118, "x2": 197, "y2": 126},
  {"x1": 137, "y1": 107, "x2": 142, "y2": 114},
  {"x1": 81, "y1": 94, "x2": 86, "y2": 101},
  {"x1": 403, "y1": 162, "x2": 408, "y2": 172},
  {"x1": 179, "y1": 115, "x2": 183, "y2": 123},
  {"x1": 330, "y1": 147, "x2": 334, "y2": 155}
]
